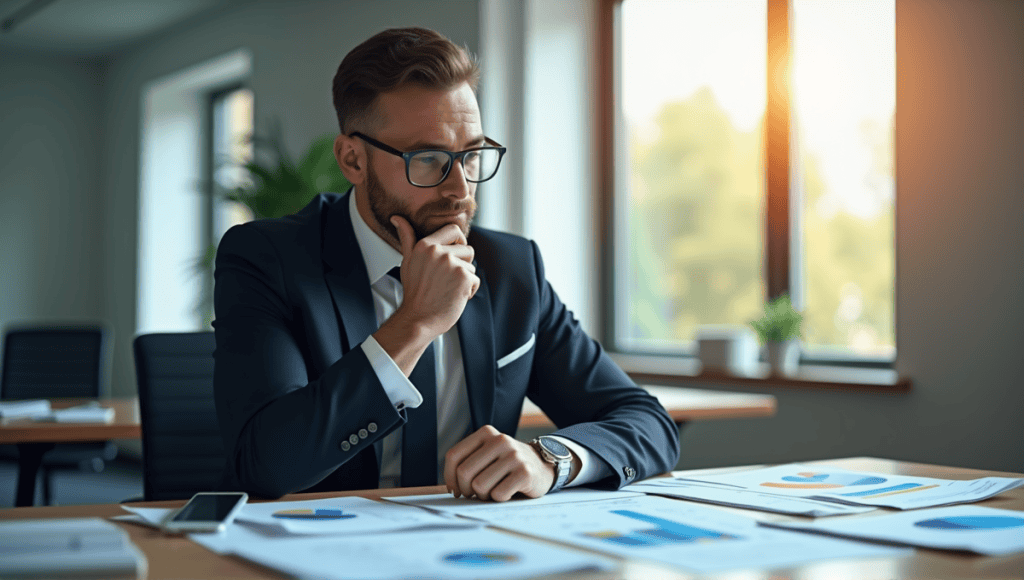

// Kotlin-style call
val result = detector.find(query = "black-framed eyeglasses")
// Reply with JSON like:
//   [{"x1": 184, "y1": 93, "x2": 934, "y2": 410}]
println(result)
[{"x1": 350, "y1": 132, "x2": 507, "y2": 188}]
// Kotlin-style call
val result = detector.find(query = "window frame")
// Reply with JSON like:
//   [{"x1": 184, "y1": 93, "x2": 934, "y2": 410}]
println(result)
[
  {"x1": 597, "y1": 0, "x2": 896, "y2": 372},
  {"x1": 201, "y1": 82, "x2": 250, "y2": 326}
]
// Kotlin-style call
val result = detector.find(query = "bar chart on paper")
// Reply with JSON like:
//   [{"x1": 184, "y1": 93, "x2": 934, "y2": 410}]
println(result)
[
  {"x1": 272, "y1": 509, "x2": 356, "y2": 520},
  {"x1": 583, "y1": 510, "x2": 739, "y2": 546}
]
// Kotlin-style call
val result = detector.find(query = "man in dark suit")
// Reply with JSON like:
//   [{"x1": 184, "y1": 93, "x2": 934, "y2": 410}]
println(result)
[{"x1": 213, "y1": 27, "x2": 679, "y2": 501}]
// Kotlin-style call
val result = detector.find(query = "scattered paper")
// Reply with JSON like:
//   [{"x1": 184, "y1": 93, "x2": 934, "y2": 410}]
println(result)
[
  {"x1": 194, "y1": 522, "x2": 616, "y2": 580},
  {"x1": 624, "y1": 477, "x2": 876, "y2": 516},
  {"x1": 765, "y1": 505, "x2": 1024, "y2": 556},
  {"x1": 676, "y1": 463, "x2": 1024, "y2": 509},
  {"x1": 423, "y1": 493, "x2": 909, "y2": 573},
  {"x1": 236, "y1": 495, "x2": 479, "y2": 535}
]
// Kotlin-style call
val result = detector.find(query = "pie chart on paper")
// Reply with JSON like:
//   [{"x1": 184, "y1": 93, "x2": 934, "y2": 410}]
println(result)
[
  {"x1": 272, "y1": 508, "x2": 356, "y2": 520},
  {"x1": 761, "y1": 472, "x2": 888, "y2": 489}
]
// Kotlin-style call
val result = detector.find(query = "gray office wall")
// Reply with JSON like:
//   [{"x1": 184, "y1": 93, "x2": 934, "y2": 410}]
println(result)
[
  {"x1": 98, "y1": 0, "x2": 480, "y2": 415},
  {"x1": 0, "y1": 52, "x2": 105, "y2": 332},
  {"x1": 676, "y1": 0, "x2": 1024, "y2": 474}
]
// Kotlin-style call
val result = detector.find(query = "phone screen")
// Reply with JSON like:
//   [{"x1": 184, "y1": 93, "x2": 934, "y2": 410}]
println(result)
[{"x1": 171, "y1": 494, "x2": 246, "y2": 522}]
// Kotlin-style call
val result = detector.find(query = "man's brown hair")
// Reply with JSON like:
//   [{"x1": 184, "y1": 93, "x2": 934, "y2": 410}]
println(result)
[{"x1": 332, "y1": 27, "x2": 480, "y2": 135}]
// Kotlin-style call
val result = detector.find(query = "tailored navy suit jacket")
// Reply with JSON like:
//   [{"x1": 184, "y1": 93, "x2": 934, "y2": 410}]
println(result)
[{"x1": 212, "y1": 191, "x2": 680, "y2": 498}]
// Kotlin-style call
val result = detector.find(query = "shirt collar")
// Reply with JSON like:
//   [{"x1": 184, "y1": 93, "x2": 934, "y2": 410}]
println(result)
[{"x1": 348, "y1": 188, "x2": 403, "y2": 285}]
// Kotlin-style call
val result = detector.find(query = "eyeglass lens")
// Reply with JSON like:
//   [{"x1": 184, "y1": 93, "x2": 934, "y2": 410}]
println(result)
[{"x1": 408, "y1": 149, "x2": 501, "y2": 187}]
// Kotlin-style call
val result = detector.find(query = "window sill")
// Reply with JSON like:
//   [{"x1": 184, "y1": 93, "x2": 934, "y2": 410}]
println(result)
[{"x1": 609, "y1": 353, "x2": 911, "y2": 393}]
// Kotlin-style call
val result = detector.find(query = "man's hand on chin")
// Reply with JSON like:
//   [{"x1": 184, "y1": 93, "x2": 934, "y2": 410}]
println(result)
[{"x1": 443, "y1": 425, "x2": 574, "y2": 502}]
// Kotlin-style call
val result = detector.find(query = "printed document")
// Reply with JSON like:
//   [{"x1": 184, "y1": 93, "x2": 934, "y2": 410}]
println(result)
[
  {"x1": 766, "y1": 505, "x2": 1024, "y2": 556},
  {"x1": 235, "y1": 495, "x2": 478, "y2": 535},
  {"x1": 398, "y1": 493, "x2": 908, "y2": 573},
  {"x1": 192, "y1": 522, "x2": 616, "y2": 580}
]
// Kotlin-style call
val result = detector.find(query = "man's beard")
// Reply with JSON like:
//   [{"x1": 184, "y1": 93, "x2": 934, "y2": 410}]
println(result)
[{"x1": 366, "y1": 161, "x2": 477, "y2": 243}]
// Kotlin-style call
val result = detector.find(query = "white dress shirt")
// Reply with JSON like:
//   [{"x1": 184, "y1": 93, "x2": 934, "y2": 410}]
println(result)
[{"x1": 347, "y1": 192, "x2": 608, "y2": 489}]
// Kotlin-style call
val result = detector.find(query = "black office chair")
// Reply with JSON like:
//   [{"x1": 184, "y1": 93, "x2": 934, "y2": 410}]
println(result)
[
  {"x1": 0, "y1": 324, "x2": 118, "y2": 505},
  {"x1": 133, "y1": 332, "x2": 225, "y2": 501}
]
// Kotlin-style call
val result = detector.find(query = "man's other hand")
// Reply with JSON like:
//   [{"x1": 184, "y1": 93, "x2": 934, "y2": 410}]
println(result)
[{"x1": 444, "y1": 425, "x2": 559, "y2": 502}]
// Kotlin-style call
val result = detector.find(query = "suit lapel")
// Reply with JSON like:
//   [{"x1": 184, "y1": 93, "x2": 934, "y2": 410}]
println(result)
[
  {"x1": 322, "y1": 192, "x2": 378, "y2": 354},
  {"x1": 457, "y1": 267, "x2": 495, "y2": 431}
]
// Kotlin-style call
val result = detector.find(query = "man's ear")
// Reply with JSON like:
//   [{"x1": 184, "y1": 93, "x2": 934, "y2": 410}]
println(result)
[{"x1": 334, "y1": 133, "x2": 365, "y2": 186}]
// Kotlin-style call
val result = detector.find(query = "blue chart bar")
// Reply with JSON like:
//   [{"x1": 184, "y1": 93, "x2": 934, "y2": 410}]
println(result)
[
  {"x1": 592, "y1": 510, "x2": 738, "y2": 547},
  {"x1": 840, "y1": 483, "x2": 920, "y2": 497},
  {"x1": 915, "y1": 516, "x2": 1024, "y2": 530}
]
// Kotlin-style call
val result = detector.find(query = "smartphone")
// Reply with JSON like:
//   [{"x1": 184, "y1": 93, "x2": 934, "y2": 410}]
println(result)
[{"x1": 162, "y1": 492, "x2": 248, "y2": 534}]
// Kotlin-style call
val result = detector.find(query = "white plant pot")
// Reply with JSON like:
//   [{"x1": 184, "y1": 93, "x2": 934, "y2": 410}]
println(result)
[{"x1": 766, "y1": 341, "x2": 800, "y2": 376}]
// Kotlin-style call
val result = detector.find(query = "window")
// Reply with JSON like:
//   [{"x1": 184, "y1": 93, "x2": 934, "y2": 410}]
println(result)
[
  {"x1": 606, "y1": 0, "x2": 895, "y2": 364},
  {"x1": 137, "y1": 49, "x2": 251, "y2": 335},
  {"x1": 198, "y1": 85, "x2": 254, "y2": 326}
]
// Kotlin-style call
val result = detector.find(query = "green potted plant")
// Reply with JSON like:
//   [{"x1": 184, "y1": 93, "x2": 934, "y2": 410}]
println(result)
[
  {"x1": 749, "y1": 293, "x2": 803, "y2": 376},
  {"x1": 195, "y1": 131, "x2": 352, "y2": 325}
]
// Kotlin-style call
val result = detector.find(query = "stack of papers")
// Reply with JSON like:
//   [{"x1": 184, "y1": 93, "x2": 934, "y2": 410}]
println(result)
[
  {"x1": 0, "y1": 400, "x2": 114, "y2": 423},
  {"x1": 44, "y1": 403, "x2": 115, "y2": 423},
  {"x1": 0, "y1": 518, "x2": 147, "y2": 579},
  {"x1": 0, "y1": 399, "x2": 51, "y2": 419},
  {"x1": 673, "y1": 463, "x2": 1024, "y2": 509}
]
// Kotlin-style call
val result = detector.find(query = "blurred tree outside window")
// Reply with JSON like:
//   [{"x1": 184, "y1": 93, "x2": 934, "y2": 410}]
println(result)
[{"x1": 615, "y1": 0, "x2": 894, "y2": 362}]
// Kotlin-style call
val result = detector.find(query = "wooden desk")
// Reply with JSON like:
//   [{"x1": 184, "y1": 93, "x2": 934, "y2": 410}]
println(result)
[
  {"x1": 2, "y1": 457, "x2": 1020, "y2": 579},
  {"x1": 520, "y1": 385, "x2": 777, "y2": 428},
  {"x1": 0, "y1": 398, "x2": 140, "y2": 507}
]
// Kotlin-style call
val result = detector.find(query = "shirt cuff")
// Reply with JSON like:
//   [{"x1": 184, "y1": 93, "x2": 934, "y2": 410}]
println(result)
[
  {"x1": 547, "y1": 435, "x2": 612, "y2": 488},
  {"x1": 360, "y1": 336, "x2": 423, "y2": 410}
]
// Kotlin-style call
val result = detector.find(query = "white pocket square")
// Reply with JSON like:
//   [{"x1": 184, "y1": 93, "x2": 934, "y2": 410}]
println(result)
[{"x1": 497, "y1": 333, "x2": 535, "y2": 369}]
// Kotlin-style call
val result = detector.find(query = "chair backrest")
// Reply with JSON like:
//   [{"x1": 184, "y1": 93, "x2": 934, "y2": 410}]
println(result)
[
  {"x1": 133, "y1": 332, "x2": 224, "y2": 501},
  {"x1": 1, "y1": 325, "x2": 108, "y2": 399}
]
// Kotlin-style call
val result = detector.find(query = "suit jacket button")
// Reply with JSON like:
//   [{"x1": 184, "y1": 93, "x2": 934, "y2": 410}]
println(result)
[
  {"x1": 358, "y1": 429, "x2": 368, "y2": 439},
  {"x1": 340, "y1": 441, "x2": 351, "y2": 451},
  {"x1": 349, "y1": 434, "x2": 359, "y2": 445},
  {"x1": 368, "y1": 422, "x2": 378, "y2": 433},
  {"x1": 623, "y1": 466, "x2": 636, "y2": 479}
]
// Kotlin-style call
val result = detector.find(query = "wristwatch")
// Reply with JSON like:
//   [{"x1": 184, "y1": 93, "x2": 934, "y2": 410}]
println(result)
[{"x1": 530, "y1": 436, "x2": 572, "y2": 493}]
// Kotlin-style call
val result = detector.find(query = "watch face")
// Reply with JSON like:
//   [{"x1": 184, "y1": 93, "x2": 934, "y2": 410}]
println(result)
[{"x1": 539, "y1": 437, "x2": 570, "y2": 459}]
